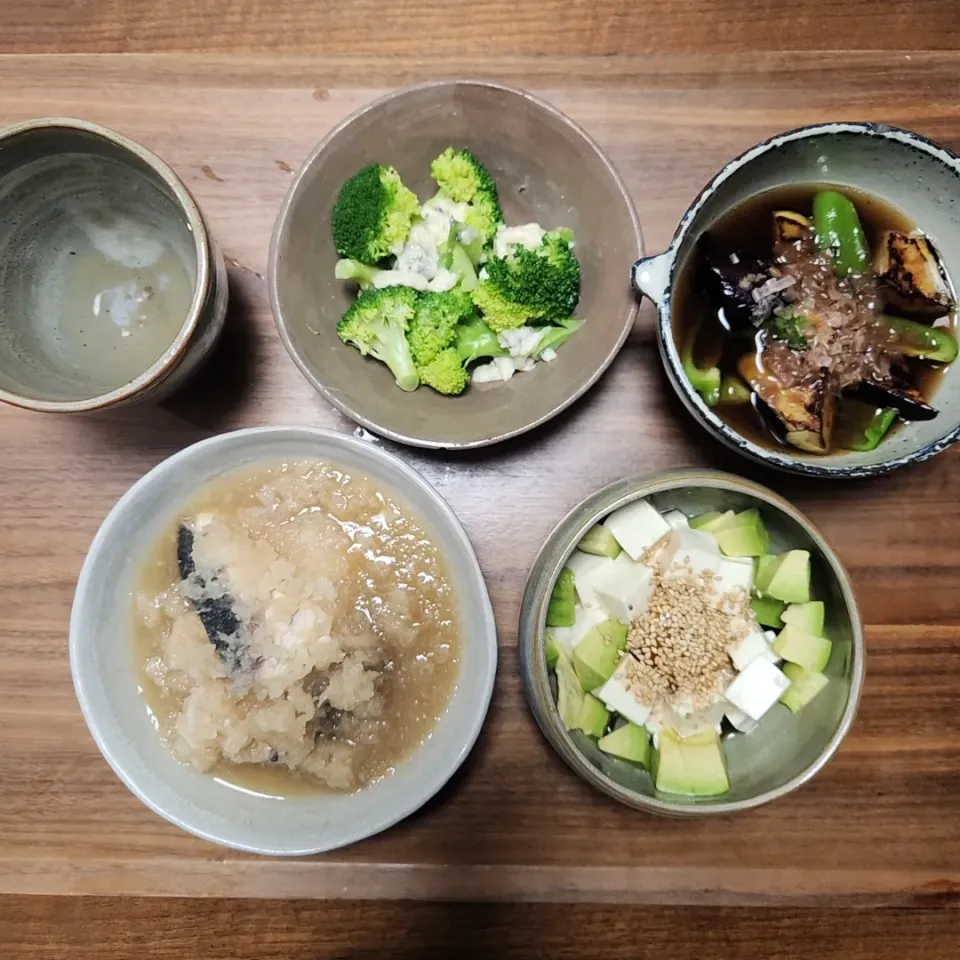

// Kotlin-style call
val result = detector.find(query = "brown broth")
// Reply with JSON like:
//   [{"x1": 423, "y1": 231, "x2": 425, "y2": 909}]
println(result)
[{"x1": 672, "y1": 183, "x2": 957, "y2": 453}]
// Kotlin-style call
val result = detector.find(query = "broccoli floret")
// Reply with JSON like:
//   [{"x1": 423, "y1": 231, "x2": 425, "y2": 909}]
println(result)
[
  {"x1": 332, "y1": 164, "x2": 420, "y2": 263},
  {"x1": 456, "y1": 315, "x2": 508, "y2": 364},
  {"x1": 431, "y1": 148, "x2": 503, "y2": 245},
  {"x1": 472, "y1": 229, "x2": 581, "y2": 331},
  {"x1": 336, "y1": 286, "x2": 421, "y2": 392},
  {"x1": 407, "y1": 290, "x2": 474, "y2": 367},
  {"x1": 420, "y1": 347, "x2": 470, "y2": 396},
  {"x1": 334, "y1": 258, "x2": 381, "y2": 288},
  {"x1": 535, "y1": 317, "x2": 581, "y2": 356}
]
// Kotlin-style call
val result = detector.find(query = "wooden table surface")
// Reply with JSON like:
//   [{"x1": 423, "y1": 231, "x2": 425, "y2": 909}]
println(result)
[{"x1": 2, "y1": 1, "x2": 960, "y2": 955}]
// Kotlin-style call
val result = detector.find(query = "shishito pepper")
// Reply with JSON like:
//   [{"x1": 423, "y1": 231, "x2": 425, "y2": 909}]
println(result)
[
  {"x1": 813, "y1": 191, "x2": 870, "y2": 277},
  {"x1": 680, "y1": 327, "x2": 721, "y2": 407},
  {"x1": 834, "y1": 400, "x2": 898, "y2": 452},
  {"x1": 882, "y1": 314, "x2": 959, "y2": 363}
]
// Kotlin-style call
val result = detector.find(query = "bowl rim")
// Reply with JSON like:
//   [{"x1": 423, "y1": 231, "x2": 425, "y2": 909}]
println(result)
[
  {"x1": 642, "y1": 120, "x2": 960, "y2": 478},
  {"x1": 267, "y1": 78, "x2": 644, "y2": 450},
  {"x1": 518, "y1": 468, "x2": 865, "y2": 817},
  {"x1": 0, "y1": 116, "x2": 212, "y2": 414},
  {"x1": 69, "y1": 425, "x2": 498, "y2": 855}
]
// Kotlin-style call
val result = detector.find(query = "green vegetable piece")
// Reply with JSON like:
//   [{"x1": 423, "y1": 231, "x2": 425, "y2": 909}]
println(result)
[
  {"x1": 757, "y1": 549, "x2": 810, "y2": 604},
  {"x1": 536, "y1": 318, "x2": 581, "y2": 356},
  {"x1": 773, "y1": 624, "x2": 832, "y2": 672},
  {"x1": 336, "y1": 286, "x2": 421, "y2": 392},
  {"x1": 545, "y1": 633, "x2": 562, "y2": 670},
  {"x1": 455, "y1": 315, "x2": 507, "y2": 365},
  {"x1": 834, "y1": 399, "x2": 898, "y2": 452},
  {"x1": 813, "y1": 190, "x2": 870, "y2": 277},
  {"x1": 751, "y1": 595, "x2": 786, "y2": 629},
  {"x1": 719, "y1": 375, "x2": 752, "y2": 405},
  {"x1": 546, "y1": 567, "x2": 577, "y2": 628},
  {"x1": 576, "y1": 524, "x2": 622, "y2": 559},
  {"x1": 713, "y1": 508, "x2": 770, "y2": 558},
  {"x1": 572, "y1": 619, "x2": 628, "y2": 692},
  {"x1": 693, "y1": 510, "x2": 736, "y2": 534},
  {"x1": 431, "y1": 148, "x2": 503, "y2": 245},
  {"x1": 689, "y1": 510, "x2": 723, "y2": 530},
  {"x1": 781, "y1": 601, "x2": 825, "y2": 636},
  {"x1": 680, "y1": 328, "x2": 721, "y2": 407},
  {"x1": 768, "y1": 313, "x2": 811, "y2": 351},
  {"x1": 575, "y1": 693, "x2": 610, "y2": 738},
  {"x1": 407, "y1": 290, "x2": 473, "y2": 367},
  {"x1": 555, "y1": 650, "x2": 585, "y2": 730},
  {"x1": 334, "y1": 258, "x2": 381, "y2": 288},
  {"x1": 420, "y1": 347, "x2": 469, "y2": 396},
  {"x1": 654, "y1": 729, "x2": 729, "y2": 797},
  {"x1": 449, "y1": 244, "x2": 479, "y2": 291},
  {"x1": 779, "y1": 663, "x2": 830, "y2": 713},
  {"x1": 598, "y1": 722, "x2": 651, "y2": 767},
  {"x1": 332, "y1": 164, "x2": 420, "y2": 263},
  {"x1": 754, "y1": 555, "x2": 777, "y2": 592},
  {"x1": 881, "y1": 314, "x2": 959, "y2": 363}
]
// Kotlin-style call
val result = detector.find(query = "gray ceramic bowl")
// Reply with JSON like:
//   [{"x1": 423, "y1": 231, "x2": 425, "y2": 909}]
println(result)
[
  {"x1": 269, "y1": 80, "x2": 642, "y2": 449},
  {"x1": 70, "y1": 427, "x2": 497, "y2": 854},
  {"x1": 519, "y1": 469, "x2": 864, "y2": 816},
  {"x1": 0, "y1": 118, "x2": 228, "y2": 413},
  {"x1": 632, "y1": 122, "x2": 960, "y2": 478}
]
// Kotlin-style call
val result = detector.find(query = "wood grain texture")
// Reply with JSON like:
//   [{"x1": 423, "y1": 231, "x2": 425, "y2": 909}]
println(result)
[
  {"x1": 1, "y1": 54, "x2": 960, "y2": 905},
  {"x1": 5, "y1": 898, "x2": 960, "y2": 959},
  {"x1": 3, "y1": 0, "x2": 960, "y2": 54}
]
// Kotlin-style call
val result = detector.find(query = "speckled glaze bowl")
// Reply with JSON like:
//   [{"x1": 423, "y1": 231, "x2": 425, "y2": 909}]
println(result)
[
  {"x1": 269, "y1": 80, "x2": 642, "y2": 449},
  {"x1": 0, "y1": 118, "x2": 228, "y2": 413},
  {"x1": 519, "y1": 470, "x2": 864, "y2": 816},
  {"x1": 632, "y1": 122, "x2": 960, "y2": 478}
]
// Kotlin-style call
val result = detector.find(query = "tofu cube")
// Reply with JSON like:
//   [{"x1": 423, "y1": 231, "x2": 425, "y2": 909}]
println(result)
[
  {"x1": 549, "y1": 605, "x2": 606, "y2": 658},
  {"x1": 590, "y1": 554, "x2": 654, "y2": 623},
  {"x1": 724, "y1": 658, "x2": 791, "y2": 721},
  {"x1": 725, "y1": 704, "x2": 758, "y2": 734},
  {"x1": 565, "y1": 551, "x2": 613, "y2": 608},
  {"x1": 602, "y1": 499, "x2": 671, "y2": 561},
  {"x1": 662, "y1": 509, "x2": 689, "y2": 531},
  {"x1": 716, "y1": 557, "x2": 754, "y2": 594},
  {"x1": 728, "y1": 630, "x2": 770, "y2": 671},
  {"x1": 597, "y1": 668, "x2": 653, "y2": 727},
  {"x1": 668, "y1": 527, "x2": 721, "y2": 576}
]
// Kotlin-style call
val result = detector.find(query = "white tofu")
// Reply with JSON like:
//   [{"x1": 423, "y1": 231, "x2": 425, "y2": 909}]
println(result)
[
  {"x1": 725, "y1": 704, "x2": 758, "y2": 734},
  {"x1": 716, "y1": 557, "x2": 754, "y2": 594},
  {"x1": 668, "y1": 527, "x2": 721, "y2": 576},
  {"x1": 662, "y1": 509, "x2": 689, "y2": 531},
  {"x1": 590, "y1": 554, "x2": 654, "y2": 623},
  {"x1": 724, "y1": 658, "x2": 791, "y2": 722},
  {"x1": 602, "y1": 499, "x2": 671, "y2": 561},
  {"x1": 760, "y1": 646, "x2": 783, "y2": 665},
  {"x1": 728, "y1": 630, "x2": 770, "y2": 672},
  {"x1": 548, "y1": 605, "x2": 606, "y2": 657},
  {"x1": 597, "y1": 670, "x2": 653, "y2": 727},
  {"x1": 660, "y1": 699, "x2": 727, "y2": 739},
  {"x1": 564, "y1": 552, "x2": 612, "y2": 608}
]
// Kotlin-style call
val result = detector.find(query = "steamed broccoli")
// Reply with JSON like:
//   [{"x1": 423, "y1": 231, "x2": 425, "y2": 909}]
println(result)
[
  {"x1": 332, "y1": 164, "x2": 420, "y2": 263},
  {"x1": 431, "y1": 148, "x2": 503, "y2": 245},
  {"x1": 472, "y1": 229, "x2": 581, "y2": 332},
  {"x1": 420, "y1": 347, "x2": 470, "y2": 396},
  {"x1": 336, "y1": 286, "x2": 421, "y2": 392},
  {"x1": 334, "y1": 258, "x2": 381, "y2": 288},
  {"x1": 535, "y1": 317, "x2": 581, "y2": 356},
  {"x1": 407, "y1": 290, "x2": 475, "y2": 367},
  {"x1": 456, "y1": 315, "x2": 508, "y2": 365}
]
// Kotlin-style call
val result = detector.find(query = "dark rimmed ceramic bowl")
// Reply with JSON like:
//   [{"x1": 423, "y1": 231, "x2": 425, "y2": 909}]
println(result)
[
  {"x1": 269, "y1": 80, "x2": 642, "y2": 449},
  {"x1": 632, "y1": 122, "x2": 960, "y2": 478},
  {"x1": 519, "y1": 469, "x2": 864, "y2": 816}
]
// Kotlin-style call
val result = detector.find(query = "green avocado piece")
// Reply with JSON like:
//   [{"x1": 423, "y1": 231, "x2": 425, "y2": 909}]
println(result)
[
  {"x1": 780, "y1": 662, "x2": 830, "y2": 713},
  {"x1": 546, "y1": 567, "x2": 576, "y2": 627},
  {"x1": 690, "y1": 509, "x2": 735, "y2": 533},
  {"x1": 781, "y1": 600, "x2": 825, "y2": 637},
  {"x1": 773, "y1": 623, "x2": 832, "y2": 672},
  {"x1": 575, "y1": 693, "x2": 610, "y2": 738},
  {"x1": 751, "y1": 595, "x2": 786, "y2": 629},
  {"x1": 577, "y1": 524, "x2": 622, "y2": 559},
  {"x1": 598, "y1": 722, "x2": 651, "y2": 767},
  {"x1": 545, "y1": 633, "x2": 562, "y2": 670},
  {"x1": 760, "y1": 549, "x2": 811, "y2": 604},
  {"x1": 555, "y1": 650, "x2": 585, "y2": 730},
  {"x1": 754, "y1": 555, "x2": 777, "y2": 593},
  {"x1": 689, "y1": 510, "x2": 722, "y2": 530},
  {"x1": 713, "y1": 508, "x2": 771, "y2": 558},
  {"x1": 449, "y1": 244, "x2": 478, "y2": 291},
  {"x1": 654, "y1": 729, "x2": 729, "y2": 797},
  {"x1": 572, "y1": 619, "x2": 628, "y2": 692}
]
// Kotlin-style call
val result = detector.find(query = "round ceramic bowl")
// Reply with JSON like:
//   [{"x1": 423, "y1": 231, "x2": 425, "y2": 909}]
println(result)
[
  {"x1": 269, "y1": 80, "x2": 642, "y2": 449},
  {"x1": 0, "y1": 118, "x2": 228, "y2": 413},
  {"x1": 519, "y1": 469, "x2": 864, "y2": 816},
  {"x1": 632, "y1": 122, "x2": 960, "y2": 478},
  {"x1": 70, "y1": 426, "x2": 497, "y2": 855}
]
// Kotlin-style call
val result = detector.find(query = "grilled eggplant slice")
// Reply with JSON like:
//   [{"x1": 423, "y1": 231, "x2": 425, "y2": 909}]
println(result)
[
  {"x1": 874, "y1": 230, "x2": 954, "y2": 319},
  {"x1": 848, "y1": 375, "x2": 939, "y2": 422},
  {"x1": 773, "y1": 210, "x2": 812, "y2": 244}
]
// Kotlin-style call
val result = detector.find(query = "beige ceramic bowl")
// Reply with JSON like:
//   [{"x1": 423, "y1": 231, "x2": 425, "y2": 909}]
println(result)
[
  {"x1": 0, "y1": 118, "x2": 228, "y2": 412},
  {"x1": 269, "y1": 80, "x2": 642, "y2": 449},
  {"x1": 519, "y1": 470, "x2": 864, "y2": 816}
]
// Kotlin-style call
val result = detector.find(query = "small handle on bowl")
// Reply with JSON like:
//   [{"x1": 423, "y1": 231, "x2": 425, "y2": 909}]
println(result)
[{"x1": 631, "y1": 251, "x2": 674, "y2": 308}]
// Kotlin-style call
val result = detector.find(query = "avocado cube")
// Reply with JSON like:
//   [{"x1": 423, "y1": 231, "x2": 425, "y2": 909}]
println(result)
[
  {"x1": 654, "y1": 729, "x2": 729, "y2": 797},
  {"x1": 751, "y1": 595, "x2": 786, "y2": 628},
  {"x1": 572, "y1": 619, "x2": 628, "y2": 692},
  {"x1": 713, "y1": 508, "x2": 771, "y2": 557},
  {"x1": 781, "y1": 600, "x2": 825, "y2": 636},
  {"x1": 576, "y1": 523, "x2": 622, "y2": 559},
  {"x1": 554, "y1": 650, "x2": 585, "y2": 730},
  {"x1": 574, "y1": 693, "x2": 610, "y2": 738},
  {"x1": 546, "y1": 567, "x2": 577, "y2": 627},
  {"x1": 773, "y1": 623, "x2": 832, "y2": 672},
  {"x1": 759, "y1": 549, "x2": 811, "y2": 604},
  {"x1": 689, "y1": 510, "x2": 723, "y2": 530},
  {"x1": 779, "y1": 663, "x2": 830, "y2": 713},
  {"x1": 754, "y1": 555, "x2": 777, "y2": 592},
  {"x1": 598, "y1": 722, "x2": 651, "y2": 767},
  {"x1": 548, "y1": 605, "x2": 606, "y2": 661},
  {"x1": 691, "y1": 509, "x2": 736, "y2": 533}
]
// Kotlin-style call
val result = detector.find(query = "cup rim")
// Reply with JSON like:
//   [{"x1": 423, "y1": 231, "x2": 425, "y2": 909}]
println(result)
[
  {"x1": 267, "y1": 78, "x2": 644, "y2": 449},
  {"x1": 643, "y1": 121, "x2": 960, "y2": 477},
  {"x1": 0, "y1": 117, "x2": 212, "y2": 413},
  {"x1": 69, "y1": 425, "x2": 499, "y2": 855},
  {"x1": 518, "y1": 468, "x2": 865, "y2": 816}
]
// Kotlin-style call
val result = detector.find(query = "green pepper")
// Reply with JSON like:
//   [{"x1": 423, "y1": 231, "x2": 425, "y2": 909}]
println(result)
[
  {"x1": 813, "y1": 191, "x2": 870, "y2": 277},
  {"x1": 718, "y1": 375, "x2": 752, "y2": 405},
  {"x1": 882, "y1": 314, "x2": 959, "y2": 363},
  {"x1": 834, "y1": 399, "x2": 898, "y2": 452},
  {"x1": 680, "y1": 328, "x2": 721, "y2": 407}
]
